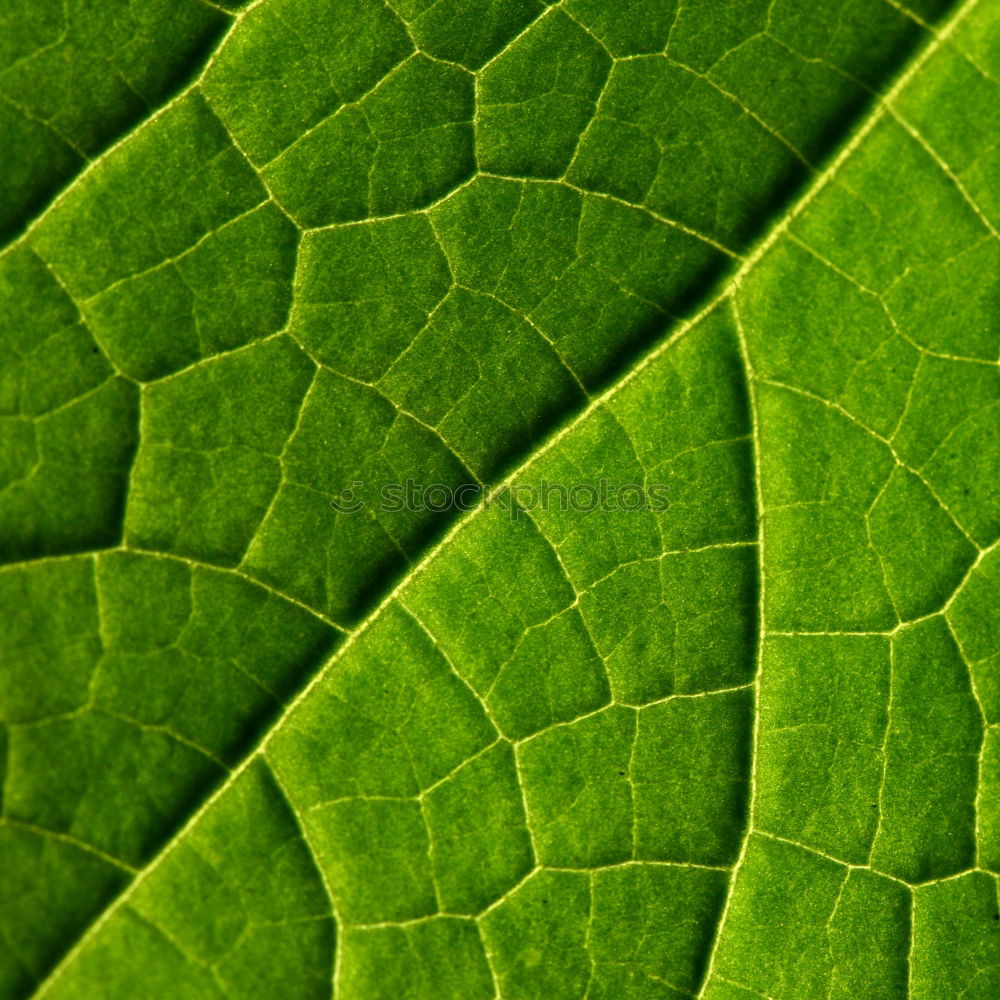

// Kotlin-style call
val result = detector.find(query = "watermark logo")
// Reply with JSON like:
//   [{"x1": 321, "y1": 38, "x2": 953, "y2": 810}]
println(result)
[{"x1": 329, "y1": 478, "x2": 669, "y2": 521}]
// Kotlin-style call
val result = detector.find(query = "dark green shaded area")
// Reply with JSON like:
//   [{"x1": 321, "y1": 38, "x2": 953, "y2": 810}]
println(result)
[
  {"x1": 0, "y1": 0, "x2": 232, "y2": 241},
  {"x1": 0, "y1": 554, "x2": 336, "y2": 996},
  {"x1": 0, "y1": 378, "x2": 137, "y2": 563}
]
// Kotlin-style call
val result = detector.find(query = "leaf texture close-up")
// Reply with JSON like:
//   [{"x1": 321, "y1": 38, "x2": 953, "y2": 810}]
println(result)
[{"x1": 1, "y1": 0, "x2": 999, "y2": 997}]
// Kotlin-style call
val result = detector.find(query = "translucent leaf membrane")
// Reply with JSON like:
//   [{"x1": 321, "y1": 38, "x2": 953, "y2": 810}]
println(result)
[{"x1": 0, "y1": 0, "x2": 997, "y2": 997}]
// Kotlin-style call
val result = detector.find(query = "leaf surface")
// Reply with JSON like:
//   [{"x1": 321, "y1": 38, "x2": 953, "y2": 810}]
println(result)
[{"x1": 0, "y1": 0, "x2": 998, "y2": 997}]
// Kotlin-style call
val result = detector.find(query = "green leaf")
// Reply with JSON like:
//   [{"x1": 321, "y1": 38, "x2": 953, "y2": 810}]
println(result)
[{"x1": 1, "y1": 0, "x2": 997, "y2": 998}]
